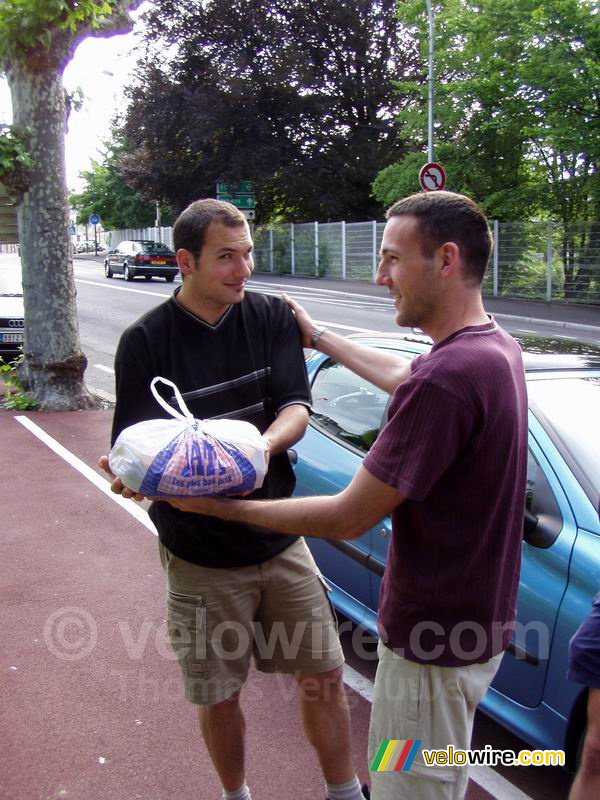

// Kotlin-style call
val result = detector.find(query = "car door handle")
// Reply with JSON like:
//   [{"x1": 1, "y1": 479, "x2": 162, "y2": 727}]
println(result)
[{"x1": 287, "y1": 448, "x2": 298, "y2": 465}]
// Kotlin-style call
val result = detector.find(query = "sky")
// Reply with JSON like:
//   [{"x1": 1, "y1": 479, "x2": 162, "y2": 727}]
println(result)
[{"x1": 0, "y1": 2, "x2": 152, "y2": 193}]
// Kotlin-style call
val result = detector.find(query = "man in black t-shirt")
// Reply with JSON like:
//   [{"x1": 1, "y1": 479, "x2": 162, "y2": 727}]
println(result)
[{"x1": 100, "y1": 200, "x2": 368, "y2": 800}]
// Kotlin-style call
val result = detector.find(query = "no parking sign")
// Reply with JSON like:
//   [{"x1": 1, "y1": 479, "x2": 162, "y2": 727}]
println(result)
[{"x1": 419, "y1": 162, "x2": 446, "y2": 192}]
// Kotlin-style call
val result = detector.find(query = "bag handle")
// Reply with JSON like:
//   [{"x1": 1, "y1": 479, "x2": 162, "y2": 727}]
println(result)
[{"x1": 150, "y1": 377, "x2": 195, "y2": 422}]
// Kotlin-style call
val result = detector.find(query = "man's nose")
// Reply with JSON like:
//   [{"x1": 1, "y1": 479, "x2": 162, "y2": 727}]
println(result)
[
  {"x1": 375, "y1": 260, "x2": 388, "y2": 286},
  {"x1": 237, "y1": 255, "x2": 253, "y2": 276}
]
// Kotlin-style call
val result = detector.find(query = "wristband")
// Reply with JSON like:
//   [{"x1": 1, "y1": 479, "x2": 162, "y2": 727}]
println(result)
[{"x1": 310, "y1": 326, "x2": 327, "y2": 349}]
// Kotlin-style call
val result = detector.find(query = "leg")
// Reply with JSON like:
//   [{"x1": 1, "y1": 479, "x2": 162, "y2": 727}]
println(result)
[
  {"x1": 254, "y1": 540, "x2": 362, "y2": 795},
  {"x1": 198, "y1": 692, "x2": 246, "y2": 792},
  {"x1": 159, "y1": 543, "x2": 259, "y2": 795},
  {"x1": 569, "y1": 688, "x2": 600, "y2": 800},
  {"x1": 368, "y1": 643, "x2": 502, "y2": 800},
  {"x1": 296, "y1": 666, "x2": 355, "y2": 784}
]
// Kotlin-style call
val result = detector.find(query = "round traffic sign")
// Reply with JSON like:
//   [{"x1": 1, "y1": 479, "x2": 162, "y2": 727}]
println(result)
[
  {"x1": 89, "y1": 213, "x2": 100, "y2": 225},
  {"x1": 419, "y1": 162, "x2": 446, "y2": 192}
]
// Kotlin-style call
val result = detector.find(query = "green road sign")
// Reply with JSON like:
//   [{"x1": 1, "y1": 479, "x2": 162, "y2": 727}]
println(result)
[
  {"x1": 216, "y1": 194, "x2": 256, "y2": 209},
  {"x1": 216, "y1": 180, "x2": 254, "y2": 195}
]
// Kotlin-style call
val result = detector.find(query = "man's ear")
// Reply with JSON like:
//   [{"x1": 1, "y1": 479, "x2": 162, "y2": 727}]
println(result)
[
  {"x1": 437, "y1": 242, "x2": 461, "y2": 278},
  {"x1": 176, "y1": 248, "x2": 196, "y2": 276}
]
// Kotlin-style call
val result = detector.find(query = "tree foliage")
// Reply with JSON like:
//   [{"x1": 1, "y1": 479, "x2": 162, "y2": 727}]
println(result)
[
  {"x1": 118, "y1": 0, "x2": 420, "y2": 222},
  {"x1": 0, "y1": 0, "x2": 141, "y2": 409},
  {"x1": 70, "y1": 133, "x2": 171, "y2": 229},
  {"x1": 375, "y1": 0, "x2": 598, "y2": 221},
  {"x1": 372, "y1": 0, "x2": 599, "y2": 299}
]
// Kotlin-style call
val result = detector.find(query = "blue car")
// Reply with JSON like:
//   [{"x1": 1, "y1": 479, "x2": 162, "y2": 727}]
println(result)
[{"x1": 293, "y1": 333, "x2": 600, "y2": 768}]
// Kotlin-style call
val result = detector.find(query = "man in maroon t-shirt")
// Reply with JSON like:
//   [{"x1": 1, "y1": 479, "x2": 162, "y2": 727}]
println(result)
[{"x1": 159, "y1": 191, "x2": 528, "y2": 800}]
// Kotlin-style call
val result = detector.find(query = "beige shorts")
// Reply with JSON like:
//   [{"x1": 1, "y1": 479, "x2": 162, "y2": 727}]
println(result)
[
  {"x1": 159, "y1": 537, "x2": 344, "y2": 705},
  {"x1": 368, "y1": 642, "x2": 503, "y2": 800}
]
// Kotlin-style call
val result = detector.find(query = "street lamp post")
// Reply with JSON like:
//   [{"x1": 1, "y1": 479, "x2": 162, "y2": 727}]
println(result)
[{"x1": 425, "y1": 0, "x2": 434, "y2": 163}]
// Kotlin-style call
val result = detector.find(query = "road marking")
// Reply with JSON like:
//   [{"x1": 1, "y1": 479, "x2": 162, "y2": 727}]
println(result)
[
  {"x1": 13, "y1": 416, "x2": 157, "y2": 536},
  {"x1": 13, "y1": 414, "x2": 534, "y2": 800},
  {"x1": 248, "y1": 279, "x2": 388, "y2": 305},
  {"x1": 76, "y1": 278, "x2": 171, "y2": 298},
  {"x1": 467, "y1": 766, "x2": 533, "y2": 800},
  {"x1": 343, "y1": 664, "x2": 374, "y2": 702},
  {"x1": 92, "y1": 364, "x2": 115, "y2": 374},
  {"x1": 75, "y1": 276, "x2": 391, "y2": 311}
]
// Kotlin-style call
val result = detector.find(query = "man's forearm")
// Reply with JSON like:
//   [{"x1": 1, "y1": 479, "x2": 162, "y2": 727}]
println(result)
[
  {"x1": 315, "y1": 330, "x2": 411, "y2": 394},
  {"x1": 198, "y1": 493, "x2": 363, "y2": 540},
  {"x1": 262, "y1": 404, "x2": 309, "y2": 455}
]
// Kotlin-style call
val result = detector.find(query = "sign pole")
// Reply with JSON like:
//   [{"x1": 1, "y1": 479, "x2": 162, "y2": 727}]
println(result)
[{"x1": 425, "y1": 0, "x2": 434, "y2": 163}]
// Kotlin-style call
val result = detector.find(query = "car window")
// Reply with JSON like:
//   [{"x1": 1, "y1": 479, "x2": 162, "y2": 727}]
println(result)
[
  {"x1": 310, "y1": 359, "x2": 389, "y2": 454},
  {"x1": 140, "y1": 242, "x2": 172, "y2": 254},
  {"x1": 528, "y1": 376, "x2": 600, "y2": 506}
]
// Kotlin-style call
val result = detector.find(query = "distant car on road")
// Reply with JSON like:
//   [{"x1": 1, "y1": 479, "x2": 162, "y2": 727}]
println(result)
[
  {"x1": 294, "y1": 332, "x2": 600, "y2": 769},
  {"x1": 104, "y1": 240, "x2": 178, "y2": 282},
  {"x1": 0, "y1": 263, "x2": 24, "y2": 364}
]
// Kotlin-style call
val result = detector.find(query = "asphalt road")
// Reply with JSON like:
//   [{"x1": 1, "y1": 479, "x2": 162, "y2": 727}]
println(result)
[{"x1": 73, "y1": 257, "x2": 600, "y2": 401}]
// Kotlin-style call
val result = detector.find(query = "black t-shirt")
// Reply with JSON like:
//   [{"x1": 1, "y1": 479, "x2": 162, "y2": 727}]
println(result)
[{"x1": 111, "y1": 289, "x2": 312, "y2": 568}]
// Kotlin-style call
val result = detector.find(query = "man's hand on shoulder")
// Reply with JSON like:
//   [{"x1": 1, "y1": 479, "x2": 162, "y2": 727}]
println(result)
[
  {"x1": 282, "y1": 294, "x2": 316, "y2": 349},
  {"x1": 98, "y1": 455, "x2": 147, "y2": 502}
]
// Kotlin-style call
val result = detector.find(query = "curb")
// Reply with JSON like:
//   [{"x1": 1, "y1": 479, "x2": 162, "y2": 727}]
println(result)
[{"x1": 492, "y1": 313, "x2": 600, "y2": 335}]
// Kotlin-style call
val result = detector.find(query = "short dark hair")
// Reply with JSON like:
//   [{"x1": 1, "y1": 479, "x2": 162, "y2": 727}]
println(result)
[
  {"x1": 173, "y1": 199, "x2": 247, "y2": 256},
  {"x1": 386, "y1": 191, "x2": 492, "y2": 284}
]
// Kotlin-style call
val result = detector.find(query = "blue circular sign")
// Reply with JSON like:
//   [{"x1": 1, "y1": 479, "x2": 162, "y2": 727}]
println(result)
[{"x1": 89, "y1": 213, "x2": 100, "y2": 225}]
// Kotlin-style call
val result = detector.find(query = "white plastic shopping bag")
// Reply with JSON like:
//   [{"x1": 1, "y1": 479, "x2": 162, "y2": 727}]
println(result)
[{"x1": 108, "y1": 377, "x2": 269, "y2": 497}]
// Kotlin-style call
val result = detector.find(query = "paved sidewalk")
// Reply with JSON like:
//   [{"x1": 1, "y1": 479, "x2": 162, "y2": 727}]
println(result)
[
  {"x1": 1, "y1": 408, "x2": 503, "y2": 800},
  {"x1": 1, "y1": 409, "x2": 374, "y2": 800}
]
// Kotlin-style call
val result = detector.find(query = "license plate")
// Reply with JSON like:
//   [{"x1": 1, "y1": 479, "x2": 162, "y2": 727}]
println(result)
[
  {"x1": 151, "y1": 260, "x2": 166, "y2": 265},
  {"x1": 1, "y1": 332, "x2": 24, "y2": 343}
]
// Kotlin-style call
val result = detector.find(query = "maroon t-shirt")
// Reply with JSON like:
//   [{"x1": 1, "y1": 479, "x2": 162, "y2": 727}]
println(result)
[{"x1": 363, "y1": 319, "x2": 528, "y2": 666}]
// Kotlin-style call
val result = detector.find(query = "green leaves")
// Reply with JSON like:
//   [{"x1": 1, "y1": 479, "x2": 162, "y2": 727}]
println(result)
[
  {"x1": 0, "y1": 0, "x2": 115, "y2": 59},
  {"x1": 0, "y1": 123, "x2": 32, "y2": 192}
]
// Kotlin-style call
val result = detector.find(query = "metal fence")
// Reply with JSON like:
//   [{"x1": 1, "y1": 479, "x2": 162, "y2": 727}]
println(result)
[{"x1": 107, "y1": 220, "x2": 600, "y2": 306}]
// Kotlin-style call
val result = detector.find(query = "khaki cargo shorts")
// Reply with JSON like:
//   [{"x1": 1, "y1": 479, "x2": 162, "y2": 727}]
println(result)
[{"x1": 159, "y1": 538, "x2": 344, "y2": 705}]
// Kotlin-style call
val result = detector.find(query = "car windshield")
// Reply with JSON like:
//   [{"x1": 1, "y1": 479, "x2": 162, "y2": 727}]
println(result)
[
  {"x1": 138, "y1": 242, "x2": 172, "y2": 254},
  {"x1": 528, "y1": 375, "x2": 600, "y2": 504}
]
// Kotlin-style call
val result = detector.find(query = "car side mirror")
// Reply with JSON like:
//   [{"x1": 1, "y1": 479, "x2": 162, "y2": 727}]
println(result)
[{"x1": 523, "y1": 467, "x2": 563, "y2": 549}]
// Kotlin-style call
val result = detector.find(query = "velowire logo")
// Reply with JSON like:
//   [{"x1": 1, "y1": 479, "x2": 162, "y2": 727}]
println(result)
[{"x1": 369, "y1": 740, "x2": 422, "y2": 772}]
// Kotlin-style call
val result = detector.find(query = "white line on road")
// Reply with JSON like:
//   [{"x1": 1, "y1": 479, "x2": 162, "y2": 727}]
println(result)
[
  {"x1": 13, "y1": 414, "x2": 533, "y2": 800},
  {"x1": 13, "y1": 416, "x2": 157, "y2": 536},
  {"x1": 92, "y1": 364, "x2": 115, "y2": 374},
  {"x1": 76, "y1": 278, "x2": 171, "y2": 298}
]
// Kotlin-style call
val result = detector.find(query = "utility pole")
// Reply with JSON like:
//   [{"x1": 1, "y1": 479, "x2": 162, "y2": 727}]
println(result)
[{"x1": 425, "y1": 0, "x2": 434, "y2": 163}]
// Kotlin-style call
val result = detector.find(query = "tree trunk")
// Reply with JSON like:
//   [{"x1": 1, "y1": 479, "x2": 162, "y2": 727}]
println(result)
[{"x1": 7, "y1": 61, "x2": 96, "y2": 410}]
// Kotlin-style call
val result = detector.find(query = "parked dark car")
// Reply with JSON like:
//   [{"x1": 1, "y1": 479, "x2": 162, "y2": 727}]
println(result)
[
  {"x1": 104, "y1": 240, "x2": 178, "y2": 282},
  {"x1": 294, "y1": 332, "x2": 600, "y2": 768},
  {"x1": 0, "y1": 263, "x2": 24, "y2": 363}
]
